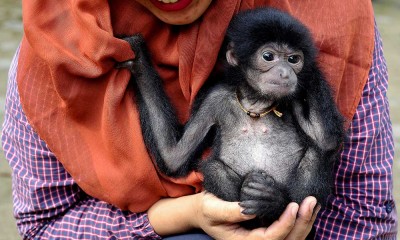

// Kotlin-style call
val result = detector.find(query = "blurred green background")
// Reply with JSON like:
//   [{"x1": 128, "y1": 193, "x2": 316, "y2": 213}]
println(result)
[{"x1": 0, "y1": 1, "x2": 399, "y2": 239}]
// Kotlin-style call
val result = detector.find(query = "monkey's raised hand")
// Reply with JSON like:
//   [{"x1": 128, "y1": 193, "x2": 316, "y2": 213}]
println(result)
[
  {"x1": 118, "y1": 34, "x2": 200, "y2": 176},
  {"x1": 115, "y1": 34, "x2": 153, "y2": 75}
]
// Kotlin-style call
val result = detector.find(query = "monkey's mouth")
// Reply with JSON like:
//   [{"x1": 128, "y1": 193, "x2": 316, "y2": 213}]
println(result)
[
  {"x1": 261, "y1": 81, "x2": 296, "y2": 96},
  {"x1": 266, "y1": 80, "x2": 295, "y2": 88}
]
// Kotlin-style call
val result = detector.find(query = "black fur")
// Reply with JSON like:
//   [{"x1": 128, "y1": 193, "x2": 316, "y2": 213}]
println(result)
[{"x1": 119, "y1": 8, "x2": 345, "y2": 228}]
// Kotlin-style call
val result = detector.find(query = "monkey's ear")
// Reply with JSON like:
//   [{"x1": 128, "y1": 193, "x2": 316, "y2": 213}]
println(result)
[{"x1": 226, "y1": 42, "x2": 238, "y2": 66}]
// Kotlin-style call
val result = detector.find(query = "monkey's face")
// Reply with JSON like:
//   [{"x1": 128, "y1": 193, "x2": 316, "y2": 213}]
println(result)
[{"x1": 230, "y1": 43, "x2": 304, "y2": 100}]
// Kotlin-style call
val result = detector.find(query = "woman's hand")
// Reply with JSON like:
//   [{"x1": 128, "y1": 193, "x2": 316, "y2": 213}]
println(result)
[
  {"x1": 148, "y1": 192, "x2": 320, "y2": 240},
  {"x1": 194, "y1": 192, "x2": 319, "y2": 240}
]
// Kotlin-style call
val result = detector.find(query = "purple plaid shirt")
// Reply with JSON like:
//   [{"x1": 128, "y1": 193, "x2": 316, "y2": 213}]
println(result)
[{"x1": 2, "y1": 26, "x2": 397, "y2": 239}]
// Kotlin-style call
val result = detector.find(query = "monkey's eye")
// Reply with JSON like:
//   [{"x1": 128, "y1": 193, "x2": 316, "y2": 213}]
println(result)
[
  {"x1": 262, "y1": 52, "x2": 275, "y2": 62},
  {"x1": 288, "y1": 55, "x2": 301, "y2": 64}
]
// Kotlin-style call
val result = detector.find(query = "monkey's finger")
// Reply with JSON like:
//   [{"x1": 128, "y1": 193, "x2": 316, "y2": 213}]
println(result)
[
  {"x1": 239, "y1": 200, "x2": 269, "y2": 216},
  {"x1": 115, "y1": 60, "x2": 134, "y2": 70},
  {"x1": 247, "y1": 181, "x2": 273, "y2": 190},
  {"x1": 239, "y1": 200, "x2": 258, "y2": 208},
  {"x1": 122, "y1": 34, "x2": 146, "y2": 53},
  {"x1": 241, "y1": 189, "x2": 271, "y2": 199},
  {"x1": 239, "y1": 206, "x2": 259, "y2": 216}
]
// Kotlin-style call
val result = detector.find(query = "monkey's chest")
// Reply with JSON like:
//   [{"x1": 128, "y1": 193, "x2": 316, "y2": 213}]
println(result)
[{"x1": 218, "y1": 118, "x2": 304, "y2": 182}]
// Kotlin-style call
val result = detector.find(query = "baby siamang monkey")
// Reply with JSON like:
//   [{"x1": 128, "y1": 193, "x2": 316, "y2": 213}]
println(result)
[{"x1": 118, "y1": 8, "x2": 344, "y2": 226}]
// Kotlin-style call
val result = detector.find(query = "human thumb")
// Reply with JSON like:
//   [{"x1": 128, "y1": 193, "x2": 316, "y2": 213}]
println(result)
[{"x1": 202, "y1": 193, "x2": 256, "y2": 224}]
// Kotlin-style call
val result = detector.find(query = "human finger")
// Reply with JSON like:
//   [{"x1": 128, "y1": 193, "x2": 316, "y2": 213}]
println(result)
[
  {"x1": 261, "y1": 202, "x2": 299, "y2": 240},
  {"x1": 285, "y1": 196, "x2": 320, "y2": 240},
  {"x1": 201, "y1": 192, "x2": 256, "y2": 224}
]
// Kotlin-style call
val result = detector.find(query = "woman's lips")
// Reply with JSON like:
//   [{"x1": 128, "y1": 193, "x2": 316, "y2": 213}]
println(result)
[{"x1": 149, "y1": 0, "x2": 193, "y2": 12}]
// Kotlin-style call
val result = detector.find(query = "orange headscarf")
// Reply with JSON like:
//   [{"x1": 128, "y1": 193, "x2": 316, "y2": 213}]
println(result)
[{"x1": 17, "y1": 0, "x2": 374, "y2": 212}]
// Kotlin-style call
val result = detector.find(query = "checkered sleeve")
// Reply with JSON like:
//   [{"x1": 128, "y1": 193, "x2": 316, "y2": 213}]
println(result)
[
  {"x1": 313, "y1": 25, "x2": 397, "y2": 239},
  {"x1": 1, "y1": 47, "x2": 161, "y2": 239}
]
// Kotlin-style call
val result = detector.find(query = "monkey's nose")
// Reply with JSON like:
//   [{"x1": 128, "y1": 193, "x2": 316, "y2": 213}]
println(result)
[{"x1": 278, "y1": 67, "x2": 290, "y2": 79}]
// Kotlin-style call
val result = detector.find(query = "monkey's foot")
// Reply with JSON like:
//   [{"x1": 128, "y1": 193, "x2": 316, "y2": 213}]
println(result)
[{"x1": 239, "y1": 171, "x2": 288, "y2": 218}]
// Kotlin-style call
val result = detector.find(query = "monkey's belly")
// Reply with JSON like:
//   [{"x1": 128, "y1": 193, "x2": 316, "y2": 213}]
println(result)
[{"x1": 218, "y1": 126, "x2": 304, "y2": 184}]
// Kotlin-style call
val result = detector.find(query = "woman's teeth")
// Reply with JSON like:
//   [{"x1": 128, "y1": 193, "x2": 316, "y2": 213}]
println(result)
[{"x1": 158, "y1": 0, "x2": 178, "y2": 3}]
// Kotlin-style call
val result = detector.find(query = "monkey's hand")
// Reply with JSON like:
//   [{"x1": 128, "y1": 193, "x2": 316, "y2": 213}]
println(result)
[
  {"x1": 123, "y1": 34, "x2": 146, "y2": 55},
  {"x1": 239, "y1": 171, "x2": 289, "y2": 219},
  {"x1": 115, "y1": 34, "x2": 152, "y2": 72}
]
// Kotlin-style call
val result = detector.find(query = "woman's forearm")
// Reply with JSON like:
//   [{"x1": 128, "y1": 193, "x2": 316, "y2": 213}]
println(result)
[{"x1": 148, "y1": 193, "x2": 200, "y2": 236}]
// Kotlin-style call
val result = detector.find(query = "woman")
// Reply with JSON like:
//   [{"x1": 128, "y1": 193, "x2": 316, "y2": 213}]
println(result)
[{"x1": 2, "y1": 0, "x2": 396, "y2": 239}]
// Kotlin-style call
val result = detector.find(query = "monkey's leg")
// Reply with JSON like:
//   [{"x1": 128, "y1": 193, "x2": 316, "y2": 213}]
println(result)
[
  {"x1": 289, "y1": 148, "x2": 334, "y2": 206},
  {"x1": 201, "y1": 159, "x2": 243, "y2": 202},
  {"x1": 239, "y1": 171, "x2": 290, "y2": 219}
]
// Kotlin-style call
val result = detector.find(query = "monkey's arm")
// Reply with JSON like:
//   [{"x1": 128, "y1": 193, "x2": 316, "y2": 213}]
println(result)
[
  {"x1": 137, "y1": 79, "x2": 216, "y2": 176},
  {"x1": 293, "y1": 67, "x2": 344, "y2": 151},
  {"x1": 120, "y1": 35, "x2": 216, "y2": 176},
  {"x1": 290, "y1": 68, "x2": 344, "y2": 205}
]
